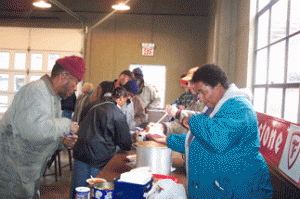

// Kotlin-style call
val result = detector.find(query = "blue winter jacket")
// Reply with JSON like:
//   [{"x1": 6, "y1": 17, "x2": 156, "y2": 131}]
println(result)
[{"x1": 167, "y1": 84, "x2": 273, "y2": 199}]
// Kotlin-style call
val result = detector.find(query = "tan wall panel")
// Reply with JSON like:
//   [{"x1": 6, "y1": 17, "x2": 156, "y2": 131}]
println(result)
[
  {"x1": 205, "y1": 0, "x2": 251, "y2": 89},
  {"x1": 0, "y1": 27, "x2": 30, "y2": 49},
  {"x1": 235, "y1": 6, "x2": 250, "y2": 88},
  {"x1": 87, "y1": 14, "x2": 208, "y2": 104},
  {"x1": 206, "y1": 0, "x2": 218, "y2": 64},
  {"x1": 30, "y1": 28, "x2": 83, "y2": 52},
  {"x1": 89, "y1": 15, "x2": 116, "y2": 85}
]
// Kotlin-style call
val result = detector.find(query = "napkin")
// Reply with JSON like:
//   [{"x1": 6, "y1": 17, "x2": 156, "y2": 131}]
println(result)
[{"x1": 119, "y1": 170, "x2": 152, "y2": 185}]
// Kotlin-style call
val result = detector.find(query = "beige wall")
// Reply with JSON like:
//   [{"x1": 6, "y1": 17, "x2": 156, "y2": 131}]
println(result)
[
  {"x1": 206, "y1": 0, "x2": 251, "y2": 88},
  {"x1": 85, "y1": 14, "x2": 209, "y2": 104}
]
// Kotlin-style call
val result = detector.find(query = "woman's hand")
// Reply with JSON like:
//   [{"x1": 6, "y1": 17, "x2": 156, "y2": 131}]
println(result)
[
  {"x1": 146, "y1": 134, "x2": 167, "y2": 145},
  {"x1": 177, "y1": 105, "x2": 185, "y2": 110},
  {"x1": 182, "y1": 117, "x2": 190, "y2": 129}
]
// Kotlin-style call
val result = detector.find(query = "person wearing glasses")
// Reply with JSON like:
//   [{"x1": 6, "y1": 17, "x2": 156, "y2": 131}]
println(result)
[{"x1": 0, "y1": 56, "x2": 85, "y2": 199}]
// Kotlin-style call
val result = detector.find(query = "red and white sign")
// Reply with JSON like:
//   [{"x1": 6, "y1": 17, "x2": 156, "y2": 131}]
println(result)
[
  {"x1": 257, "y1": 112, "x2": 289, "y2": 167},
  {"x1": 279, "y1": 124, "x2": 300, "y2": 184},
  {"x1": 142, "y1": 43, "x2": 154, "y2": 56}
]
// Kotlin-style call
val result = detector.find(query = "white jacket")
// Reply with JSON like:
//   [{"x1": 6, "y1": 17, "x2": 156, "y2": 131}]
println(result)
[
  {"x1": 137, "y1": 83, "x2": 161, "y2": 109},
  {"x1": 0, "y1": 75, "x2": 71, "y2": 198}
]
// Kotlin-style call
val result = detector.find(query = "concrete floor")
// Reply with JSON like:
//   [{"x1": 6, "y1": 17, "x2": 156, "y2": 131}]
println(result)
[{"x1": 40, "y1": 150, "x2": 73, "y2": 199}]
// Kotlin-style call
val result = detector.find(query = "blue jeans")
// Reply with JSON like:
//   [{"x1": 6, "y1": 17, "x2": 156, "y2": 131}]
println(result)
[{"x1": 70, "y1": 159, "x2": 101, "y2": 199}]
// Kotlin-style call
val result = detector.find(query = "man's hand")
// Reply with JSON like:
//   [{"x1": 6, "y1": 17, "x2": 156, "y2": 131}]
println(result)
[
  {"x1": 182, "y1": 117, "x2": 190, "y2": 129},
  {"x1": 70, "y1": 121, "x2": 79, "y2": 134},
  {"x1": 62, "y1": 134, "x2": 78, "y2": 148}
]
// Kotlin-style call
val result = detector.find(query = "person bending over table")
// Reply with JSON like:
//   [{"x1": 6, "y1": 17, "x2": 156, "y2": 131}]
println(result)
[
  {"x1": 0, "y1": 56, "x2": 84, "y2": 199},
  {"x1": 147, "y1": 64, "x2": 273, "y2": 199},
  {"x1": 70, "y1": 87, "x2": 132, "y2": 199}
]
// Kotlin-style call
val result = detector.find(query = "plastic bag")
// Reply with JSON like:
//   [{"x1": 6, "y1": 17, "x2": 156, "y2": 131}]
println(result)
[
  {"x1": 144, "y1": 179, "x2": 187, "y2": 199},
  {"x1": 165, "y1": 104, "x2": 178, "y2": 118}
]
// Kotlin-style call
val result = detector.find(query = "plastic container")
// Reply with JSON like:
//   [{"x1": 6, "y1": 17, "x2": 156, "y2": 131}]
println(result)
[
  {"x1": 86, "y1": 177, "x2": 106, "y2": 186},
  {"x1": 75, "y1": 187, "x2": 90, "y2": 199},
  {"x1": 125, "y1": 154, "x2": 136, "y2": 162},
  {"x1": 135, "y1": 127, "x2": 146, "y2": 142},
  {"x1": 113, "y1": 177, "x2": 153, "y2": 199},
  {"x1": 92, "y1": 182, "x2": 114, "y2": 199}
]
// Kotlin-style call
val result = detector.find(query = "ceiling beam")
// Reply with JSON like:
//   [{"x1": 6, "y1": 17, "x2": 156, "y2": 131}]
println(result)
[
  {"x1": 48, "y1": 0, "x2": 84, "y2": 23},
  {"x1": 89, "y1": 0, "x2": 131, "y2": 32}
]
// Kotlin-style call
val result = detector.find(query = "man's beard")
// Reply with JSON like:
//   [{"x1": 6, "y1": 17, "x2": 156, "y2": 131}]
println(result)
[{"x1": 57, "y1": 81, "x2": 70, "y2": 99}]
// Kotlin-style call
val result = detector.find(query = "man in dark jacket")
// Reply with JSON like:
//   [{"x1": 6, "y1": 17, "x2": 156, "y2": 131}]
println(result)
[
  {"x1": 70, "y1": 87, "x2": 132, "y2": 199},
  {"x1": 61, "y1": 92, "x2": 77, "y2": 119}
]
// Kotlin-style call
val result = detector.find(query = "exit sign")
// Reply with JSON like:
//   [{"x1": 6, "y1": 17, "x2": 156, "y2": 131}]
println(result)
[{"x1": 142, "y1": 43, "x2": 155, "y2": 56}]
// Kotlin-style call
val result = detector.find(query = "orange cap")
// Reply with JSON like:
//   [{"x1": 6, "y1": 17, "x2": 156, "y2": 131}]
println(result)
[
  {"x1": 181, "y1": 67, "x2": 199, "y2": 81},
  {"x1": 180, "y1": 79, "x2": 187, "y2": 85}
]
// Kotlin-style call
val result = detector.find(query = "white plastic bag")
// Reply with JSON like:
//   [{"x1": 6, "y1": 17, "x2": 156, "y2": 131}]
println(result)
[
  {"x1": 144, "y1": 179, "x2": 187, "y2": 199},
  {"x1": 165, "y1": 104, "x2": 178, "y2": 118},
  {"x1": 146, "y1": 123, "x2": 165, "y2": 136}
]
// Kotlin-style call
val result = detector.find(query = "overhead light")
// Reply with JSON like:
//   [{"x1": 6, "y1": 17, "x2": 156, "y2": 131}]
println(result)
[
  {"x1": 33, "y1": 1, "x2": 52, "y2": 8},
  {"x1": 112, "y1": 3, "x2": 130, "y2": 11}
]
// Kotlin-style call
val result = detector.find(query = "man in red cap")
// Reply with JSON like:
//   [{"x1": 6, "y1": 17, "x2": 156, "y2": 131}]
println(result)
[{"x1": 0, "y1": 55, "x2": 86, "y2": 199}]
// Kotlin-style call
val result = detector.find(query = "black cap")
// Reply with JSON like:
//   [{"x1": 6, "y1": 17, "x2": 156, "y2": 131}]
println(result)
[{"x1": 133, "y1": 68, "x2": 143, "y2": 78}]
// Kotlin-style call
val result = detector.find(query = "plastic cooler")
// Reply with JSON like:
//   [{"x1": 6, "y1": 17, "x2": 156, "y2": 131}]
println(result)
[{"x1": 112, "y1": 177, "x2": 153, "y2": 199}]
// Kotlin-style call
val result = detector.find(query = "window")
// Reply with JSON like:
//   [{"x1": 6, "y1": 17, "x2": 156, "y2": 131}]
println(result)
[
  {"x1": 48, "y1": 54, "x2": 60, "y2": 70},
  {"x1": 252, "y1": 0, "x2": 300, "y2": 123},
  {"x1": 129, "y1": 64, "x2": 166, "y2": 108},
  {"x1": 0, "y1": 95, "x2": 8, "y2": 113},
  {"x1": 0, "y1": 52, "x2": 9, "y2": 69},
  {"x1": 14, "y1": 52, "x2": 26, "y2": 69},
  {"x1": 14, "y1": 75, "x2": 25, "y2": 91},
  {"x1": 0, "y1": 27, "x2": 83, "y2": 119},
  {"x1": 0, "y1": 74, "x2": 9, "y2": 91}
]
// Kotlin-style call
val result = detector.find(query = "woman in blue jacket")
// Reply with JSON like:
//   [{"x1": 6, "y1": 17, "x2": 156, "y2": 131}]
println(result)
[{"x1": 148, "y1": 64, "x2": 273, "y2": 198}]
